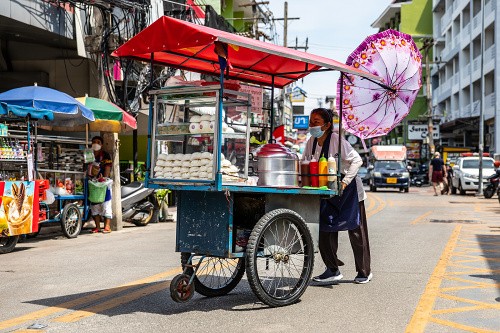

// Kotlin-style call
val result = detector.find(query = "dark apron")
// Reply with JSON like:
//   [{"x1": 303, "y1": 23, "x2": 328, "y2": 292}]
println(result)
[{"x1": 314, "y1": 134, "x2": 360, "y2": 232}]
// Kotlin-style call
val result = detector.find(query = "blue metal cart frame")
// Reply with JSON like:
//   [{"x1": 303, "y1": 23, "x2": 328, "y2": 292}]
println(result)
[{"x1": 146, "y1": 85, "x2": 338, "y2": 307}]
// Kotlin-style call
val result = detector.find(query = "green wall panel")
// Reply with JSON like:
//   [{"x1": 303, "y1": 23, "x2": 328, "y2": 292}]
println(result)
[{"x1": 119, "y1": 135, "x2": 148, "y2": 162}]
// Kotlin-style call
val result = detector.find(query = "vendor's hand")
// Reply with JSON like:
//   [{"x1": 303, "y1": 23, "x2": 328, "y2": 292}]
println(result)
[{"x1": 341, "y1": 182, "x2": 347, "y2": 190}]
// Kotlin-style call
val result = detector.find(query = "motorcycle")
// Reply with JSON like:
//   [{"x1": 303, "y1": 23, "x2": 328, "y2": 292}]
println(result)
[
  {"x1": 484, "y1": 169, "x2": 500, "y2": 199},
  {"x1": 483, "y1": 170, "x2": 500, "y2": 199},
  {"x1": 120, "y1": 176, "x2": 159, "y2": 226}
]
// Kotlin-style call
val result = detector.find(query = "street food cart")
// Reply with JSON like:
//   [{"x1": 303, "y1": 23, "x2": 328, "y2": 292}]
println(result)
[
  {"x1": 0, "y1": 101, "x2": 92, "y2": 253},
  {"x1": 113, "y1": 16, "x2": 383, "y2": 307}
]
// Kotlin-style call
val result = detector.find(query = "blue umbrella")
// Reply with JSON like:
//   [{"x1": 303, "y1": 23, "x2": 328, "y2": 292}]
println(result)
[
  {"x1": 0, "y1": 102, "x2": 54, "y2": 121},
  {"x1": 0, "y1": 85, "x2": 94, "y2": 126}
]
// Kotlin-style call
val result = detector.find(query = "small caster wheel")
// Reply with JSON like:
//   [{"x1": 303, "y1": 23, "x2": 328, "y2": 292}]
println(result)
[{"x1": 170, "y1": 274, "x2": 194, "y2": 303}]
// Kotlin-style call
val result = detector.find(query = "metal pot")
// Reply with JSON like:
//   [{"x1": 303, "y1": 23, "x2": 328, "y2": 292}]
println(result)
[{"x1": 256, "y1": 144, "x2": 299, "y2": 187}]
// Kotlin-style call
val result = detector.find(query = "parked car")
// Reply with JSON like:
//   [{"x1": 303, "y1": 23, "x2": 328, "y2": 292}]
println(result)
[
  {"x1": 451, "y1": 156, "x2": 496, "y2": 194},
  {"x1": 358, "y1": 166, "x2": 370, "y2": 185}
]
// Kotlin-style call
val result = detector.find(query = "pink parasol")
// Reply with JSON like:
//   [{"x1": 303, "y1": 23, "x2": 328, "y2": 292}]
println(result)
[{"x1": 336, "y1": 29, "x2": 422, "y2": 142}]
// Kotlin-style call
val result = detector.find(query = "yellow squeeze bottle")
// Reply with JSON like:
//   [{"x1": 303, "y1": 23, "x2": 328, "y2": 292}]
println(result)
[{"x1": 318, "y1": 154, "x2": 328, "y2": 187}]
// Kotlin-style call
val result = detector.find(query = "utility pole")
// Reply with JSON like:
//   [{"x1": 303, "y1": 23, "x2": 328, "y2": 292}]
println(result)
[
  {"x1": 478, "y1": 0, "x2": 485, "y2": 195},
  {"x1": 239, "y1": 1, "x2": 269, "y2": 40},
  {"x1": 283, "y1": 1, "x2": 288, "y2": 47},
  {"x1": 422, "y1": 38, "x2": 435, "y2": 160}
]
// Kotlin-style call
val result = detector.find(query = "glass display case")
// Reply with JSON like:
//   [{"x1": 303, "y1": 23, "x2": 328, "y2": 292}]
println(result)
[{"x1": 149, "y1": 86, "x2": 252, "y2": 187}]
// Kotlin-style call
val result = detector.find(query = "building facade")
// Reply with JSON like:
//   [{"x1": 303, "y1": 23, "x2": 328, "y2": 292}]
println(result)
[{"x1": 432, "y1": 0, "x2": 499, "y2": 160}]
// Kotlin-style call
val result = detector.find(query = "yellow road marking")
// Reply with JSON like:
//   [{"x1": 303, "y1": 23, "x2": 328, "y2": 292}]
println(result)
[
  {"x1": 405, "y1": 225, "x2": 462, "y2": 333},
  {"x1": 432, "y1": 305, "x2": 491, "y2": 315},
  {"x1": 366, "y1": 193, "x2": 386, "y2": 218},
  {"x1": 474, "y1": 203, "x2": 482, "y2": 212},
  {"x1": 53, "y1": 280, "x2": 171, "y2": 323},
  {"x1": 440, "y1": 282, "x2": 500, "y2": 292},
  {"x1": 438, "y1": 293, "x2": 500, "y2": 308},
  {"x1": 365, "y1": 193, "x2": 376, "y2": 212},
  {"x1": 429, "y1": 317, "x2": 500, "y2": 333},
  {"x1": 0, "y1": 267, "x2": 182, "y2": 331},
  {"x1": 410, "y1": 211, "x2": 433, "y2": 225},
  {"x1": 454, "y1": 257, "x2": 500, "y2": 263}
]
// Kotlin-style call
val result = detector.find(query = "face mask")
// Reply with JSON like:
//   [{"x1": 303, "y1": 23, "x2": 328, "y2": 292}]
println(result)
[
  {"x1": 92, "y1": 144, "x2": 102, "y2": 151},
  {"x1": 309, "y1": 126, "x2": 324, "y2": 138}
]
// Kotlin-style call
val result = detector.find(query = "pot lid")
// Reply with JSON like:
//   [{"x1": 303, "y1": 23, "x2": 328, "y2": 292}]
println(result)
[{"x1": 257, "y1": 143, "x2": 298, "y2": 158}]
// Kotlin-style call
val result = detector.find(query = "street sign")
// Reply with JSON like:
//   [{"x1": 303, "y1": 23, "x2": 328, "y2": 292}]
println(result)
[
  {"x1": 293, "y1": 115, "x2": 309, "y2": 129},
  {"x1": 408, "y1": 124, "x2": 440, "y2": 140},
  {"x1": 290, "y1": 87, "x2": 307, "y2": 103}
]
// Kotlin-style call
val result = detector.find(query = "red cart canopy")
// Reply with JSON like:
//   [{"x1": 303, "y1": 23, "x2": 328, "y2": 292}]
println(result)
[{"x1": 112, "y1": 16, "x2": 382, "y2": 88}]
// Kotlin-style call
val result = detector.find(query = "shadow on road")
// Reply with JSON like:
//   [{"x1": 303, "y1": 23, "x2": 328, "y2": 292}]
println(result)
[
  {"x1": 24, "y1": 280, "x2": 290, "y2": 316},
  {"x1": 472, "y1": 233, "x2": 500, "y2": 301}
]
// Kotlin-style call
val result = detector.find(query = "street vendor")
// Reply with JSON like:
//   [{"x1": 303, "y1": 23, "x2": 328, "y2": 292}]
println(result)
[
  {"x1": 88, "y1": 136, "x2": 112, "y2": 234},
  {"x1": 302, "y1": 108, "x2": 372, "y2": 284}
]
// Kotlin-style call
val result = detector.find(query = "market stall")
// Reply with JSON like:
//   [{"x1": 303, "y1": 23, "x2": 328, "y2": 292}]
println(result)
[
  {"x1": 0, "y1": 87, "x2": 95, "y2": 253},
  {"x1": 113, "y1": 16, "x2": 387, "y2": 306}
]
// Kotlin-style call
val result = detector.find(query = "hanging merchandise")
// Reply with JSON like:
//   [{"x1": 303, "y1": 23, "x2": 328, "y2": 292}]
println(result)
[{"x1": 83, "y1": 149, "x2": 95, "y2": 164}]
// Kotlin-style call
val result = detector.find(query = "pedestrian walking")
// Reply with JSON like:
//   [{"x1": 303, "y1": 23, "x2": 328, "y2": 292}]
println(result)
[
  {"x1": 302, "y1": 108, "x2": 372, "y2": 284},
  {"x1": 429, "y1": 152, "x2": 447, "y2": 196}
]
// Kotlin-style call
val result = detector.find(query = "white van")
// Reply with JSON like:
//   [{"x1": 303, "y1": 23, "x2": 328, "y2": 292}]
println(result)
[{"x1": 451, "y1": 156, "x2": 496, "y2": 194}]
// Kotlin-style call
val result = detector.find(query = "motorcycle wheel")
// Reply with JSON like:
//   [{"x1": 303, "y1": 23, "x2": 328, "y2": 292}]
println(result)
[
  {"x1": 483, "y1": 186, "x2": 495, "y2": 199},
  {"x1": 132, "y1": 195, "x2": 159, "y2": 227},
  {"x1": 0, "y1": 236, "x2": 19, "y2": 254}
]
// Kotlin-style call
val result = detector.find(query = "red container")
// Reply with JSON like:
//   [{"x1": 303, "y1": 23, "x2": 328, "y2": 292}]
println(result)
[
  {"x1": 309, "y1": 159, "x2": 319, "y2": 187},
  {"x1": 300, "y1": 160, "x2": 310, "y2": 187}
]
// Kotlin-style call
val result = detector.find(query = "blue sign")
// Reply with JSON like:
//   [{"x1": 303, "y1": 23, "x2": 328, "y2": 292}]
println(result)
[{"x1": 293, "y1": 115, "x2": 309, "y2": 129}]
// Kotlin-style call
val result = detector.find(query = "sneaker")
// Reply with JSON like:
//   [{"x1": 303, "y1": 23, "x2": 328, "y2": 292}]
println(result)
[
  {"x1": 312, "y1": 268, "x2": 343, "y2": 283},
  {"x1": 354, "y1": 272, "x2": 373, "y2": 284}
]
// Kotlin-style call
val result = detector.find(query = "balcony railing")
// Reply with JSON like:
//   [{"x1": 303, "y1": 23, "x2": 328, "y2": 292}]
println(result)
[
  {"x1": 485, "y1": 93, "x2": 496, "y2": 108},
  {"x1": 453, "y1": 74, "x2": 459, "y2": 86},
  {"x1": 473, "y1": 13, "x2": 481, "y2": 29},
  {"x1": 473, "y1": 56, "x2": 481, "y2": 72},
  {"x1": 471, "y1": 100, "x2": 481, "y2": 117},
  {"x1": 484, "y1": 93, "x2": 495, "y2": 119},
  {"x1": 441, "y1": 79, "x2": 451, "y2": 92},
  {"x1": 441, "y1": 11, "x2": 452, "y2": 29},
  {"x1": 484, "y1": 45, "x2": 496, "y2": 64},
  {"x1": 461, "y1": 63, "x2": 471, "y2": 78},
  {"x1": 485, "y1": 0, "x2": 496, "y2": 15},
  {"x1": 462, "y1": 22, "x2": 471, "y2": 36}
]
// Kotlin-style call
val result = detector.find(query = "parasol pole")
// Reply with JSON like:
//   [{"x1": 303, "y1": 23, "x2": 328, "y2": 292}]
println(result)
[
  {"x1": 337, "y1": 73, "x2": 344, "y2": 195},
  {"x1": 270, "y1": 75, "x2": 275, "y2": 142}
]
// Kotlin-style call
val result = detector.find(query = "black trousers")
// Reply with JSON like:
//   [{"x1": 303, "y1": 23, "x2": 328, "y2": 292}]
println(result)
[{"x1": 318, "y1": 201, "x2": 371, "y2": 277}]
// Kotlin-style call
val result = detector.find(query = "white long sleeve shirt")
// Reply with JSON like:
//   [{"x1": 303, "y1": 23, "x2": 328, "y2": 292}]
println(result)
[{"x1": 302, "y1": 131, "x2": 366, "y2": 201}]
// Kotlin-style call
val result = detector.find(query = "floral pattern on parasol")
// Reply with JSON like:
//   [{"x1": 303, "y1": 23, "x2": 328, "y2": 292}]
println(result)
[{"x1": 336, "y1": 29, "x2": 422, "y2": 140}]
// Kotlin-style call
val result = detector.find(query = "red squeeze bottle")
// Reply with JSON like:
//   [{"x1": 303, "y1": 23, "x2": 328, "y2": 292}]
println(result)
[{"x1": 309, "y1": 157, "x2": 319, "y2": 187}]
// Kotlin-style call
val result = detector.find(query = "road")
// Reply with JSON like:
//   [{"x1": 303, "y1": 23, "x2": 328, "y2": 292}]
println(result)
[{"x1": 1, "y1": 187, "x2": 499, "y2": 333}]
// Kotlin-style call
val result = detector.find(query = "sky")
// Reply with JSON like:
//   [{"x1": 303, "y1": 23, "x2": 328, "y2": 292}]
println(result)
[{"x1": 265, "y1": 0, "x2": 394, "y2": 113}]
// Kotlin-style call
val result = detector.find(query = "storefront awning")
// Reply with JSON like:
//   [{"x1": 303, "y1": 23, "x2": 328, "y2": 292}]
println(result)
[
  {"x1": 440, "y1": 116, "x2": 478, "y2": 132},
  {"x1": 112, "y1": 16, "x2": 382, "y2": 88}
]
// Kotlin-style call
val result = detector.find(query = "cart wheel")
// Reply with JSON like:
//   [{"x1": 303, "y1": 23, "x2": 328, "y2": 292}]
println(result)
[
  {"x1": 61, "y1": 203, "x2": 82, "y2": 239},
  {"x1": 170, "y1": 274, "x2": 194, "y2": 303},
  {"x1": 246, "y1": 208, "x2": 314, "y2": 307},
  {"x1": 0, "y1": 236, "x2": 19, "y2": 254},
  {"x1": 181, "y1": 253, "x2": 245, "y2": 297}
]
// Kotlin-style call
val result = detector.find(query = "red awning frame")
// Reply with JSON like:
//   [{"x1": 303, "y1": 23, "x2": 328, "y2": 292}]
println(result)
[{"x1": 112, "y1": 16, "x2": 384, "y2": 89}]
